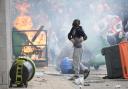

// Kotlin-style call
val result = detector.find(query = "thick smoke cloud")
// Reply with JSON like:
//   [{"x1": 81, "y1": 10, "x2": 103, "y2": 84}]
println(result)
[{"x1": 12, "y1": 0, "x2": 128, "y2": 68}]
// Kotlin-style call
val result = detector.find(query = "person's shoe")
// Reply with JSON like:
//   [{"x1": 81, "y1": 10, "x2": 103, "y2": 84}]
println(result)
[
  {"x1": 83, "y1": 69, "x2": 90, "y2": 79},
  {"x1": 69, "y1": 75, "x2": 79, "y2": 80}
]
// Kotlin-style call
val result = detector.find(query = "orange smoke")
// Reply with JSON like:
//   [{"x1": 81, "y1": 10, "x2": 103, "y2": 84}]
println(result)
[{"x1": 16, "y1": 1, "x2": 30, "y2": 15}]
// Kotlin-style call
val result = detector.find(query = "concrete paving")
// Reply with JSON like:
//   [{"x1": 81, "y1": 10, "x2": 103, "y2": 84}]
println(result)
[{"x1": 11, "y1": 66, "x2": 128, "y2": 89}]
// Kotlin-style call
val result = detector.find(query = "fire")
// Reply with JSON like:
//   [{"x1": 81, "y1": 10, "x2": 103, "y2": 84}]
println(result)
[
  {"x1": 33, "y1": 32, "x2": 46, "y2": 46},
  {"x1": 13, "y1": 15, "x2": 33, "y2": 31},
  {"x1": 22, "y1": 44, "x2": 34, "y2": 54},
  {"x1": 13, "y1": 1, "x2": 33, "y2": 40},
  {"x1": 13, "y1": 1, "x2": 47, "y2": 60}
]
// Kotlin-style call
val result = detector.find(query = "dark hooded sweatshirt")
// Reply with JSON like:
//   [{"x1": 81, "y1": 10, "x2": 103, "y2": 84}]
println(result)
[{"x1": 68, "y1": 26, "x2": 87, "y2": 48}]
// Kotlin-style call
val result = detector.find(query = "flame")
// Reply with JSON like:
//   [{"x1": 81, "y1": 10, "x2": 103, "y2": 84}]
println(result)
[
  {"x1": 13, "y1": 1, "x2": 47, "y2": 60},
  {"x1": 13, "y1": 15, "x2": 33, "y2": 31},
  {"x1": 22, "y1": 44, "x2": 34, "y2": 54},
  {"x1": 13, "y1": 2, "x2": 33, "y2": 40},
  {"x1": 33, "y1": 32, "x2": 46, "y2": 46}
]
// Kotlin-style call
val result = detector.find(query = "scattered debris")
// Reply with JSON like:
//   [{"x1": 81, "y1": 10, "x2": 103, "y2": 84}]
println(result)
[
  {"x1": 34, "y1": 78, "x2": 47, "y2": 83},
  {"x1": 84, "y1": 83, "x2": 90, "y2": 86},
  {"x1": 40, "y1": 78, "x2": 47, "y2": 82},
  {"x1": 79, "y1": 85, "x2": 82, "y2": 89},
  {"x1": 74, "y1": 77, "x2": 84, "y2": 85},
  {"x1": 35, "y1": 71, "x2": 44, "y2": 77},
  {"x1": 44, "y1": 71, "x2": 62, "y2": 76},
  {"x1": 106, "y1": 84, "x2": 109, "y2": 86},
  {"x1": 115, "y1": 85, "x2": 121, "y2": 88},
  {"x1": 85, "y1": 80, "x2": 105, "y2": 83}
]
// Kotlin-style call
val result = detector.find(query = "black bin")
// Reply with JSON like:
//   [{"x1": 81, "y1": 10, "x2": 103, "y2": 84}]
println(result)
[{"x1": 102, "y1": 44, "x2": 123, "y2": 79}]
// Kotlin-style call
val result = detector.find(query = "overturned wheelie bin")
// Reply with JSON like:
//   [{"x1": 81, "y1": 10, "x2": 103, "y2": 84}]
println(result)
[{"x1": 9, "y1": 57, "x2": 36, "y2": 88}]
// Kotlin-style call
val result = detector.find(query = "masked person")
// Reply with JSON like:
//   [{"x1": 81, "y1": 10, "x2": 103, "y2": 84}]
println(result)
[{"x1": 68, "y1": 19, "x2": 90, "y2": 80}]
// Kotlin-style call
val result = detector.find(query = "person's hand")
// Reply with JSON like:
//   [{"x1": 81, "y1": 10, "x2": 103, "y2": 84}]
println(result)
[
  {"x1": 79, "y1": 37, "x2": 84, "y2": 42},
  {"x1": 70, "y1": 39, "x2": 75, "y2": 43}
]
